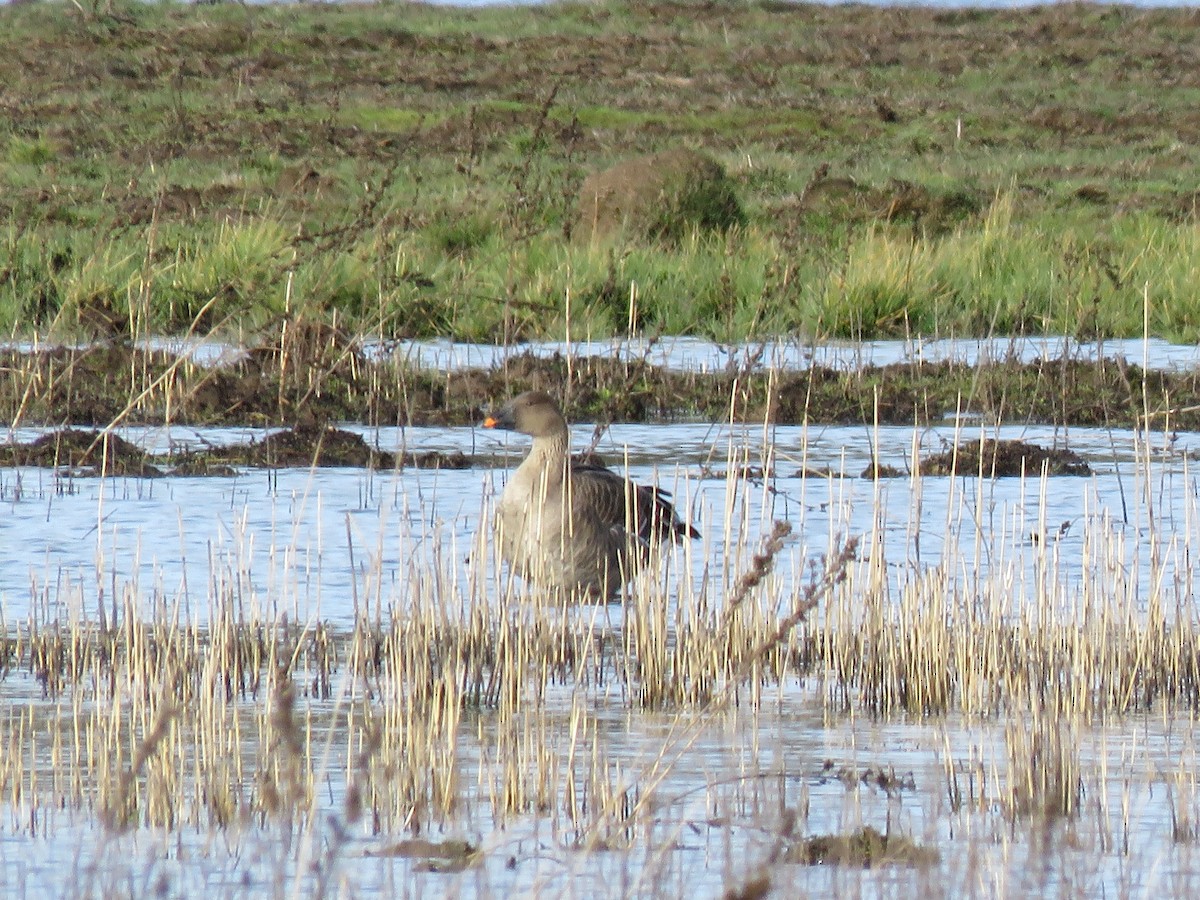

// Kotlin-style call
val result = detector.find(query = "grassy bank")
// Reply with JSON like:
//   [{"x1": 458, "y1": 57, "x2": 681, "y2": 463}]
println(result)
[{"x1": 3, "y1": 1, "x2": 1200, "y2": 342}]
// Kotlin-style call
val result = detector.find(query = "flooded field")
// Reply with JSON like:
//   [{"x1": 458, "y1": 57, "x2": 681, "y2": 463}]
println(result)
[
  {"x1": 1, "y1": 417, "x2": 1191, "y2": 623},
  {"x1": 3, "y1": 344, "x2": 1200, "y2": 897},
  {"x1": 384, "y1": 334, "x2": 1200, "y2": 375},
  {"x1": 10, "y1": 333, "x2": 1200, "y2": 374}
]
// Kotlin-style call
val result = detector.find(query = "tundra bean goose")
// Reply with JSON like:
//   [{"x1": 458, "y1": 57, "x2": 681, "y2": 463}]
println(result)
[{"x1": 483, "y1": 391, "x2": 699, "y2": 599}]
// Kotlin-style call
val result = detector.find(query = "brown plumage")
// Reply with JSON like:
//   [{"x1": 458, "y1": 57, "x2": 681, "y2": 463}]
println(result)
[{"x1": 483, "y1": 391, "x2": 700, "y2": 600}]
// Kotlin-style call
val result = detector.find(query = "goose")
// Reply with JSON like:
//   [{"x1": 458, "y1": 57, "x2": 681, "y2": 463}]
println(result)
[{"x1": 483, "y1": 391, "x2": 700, "y2": 600}]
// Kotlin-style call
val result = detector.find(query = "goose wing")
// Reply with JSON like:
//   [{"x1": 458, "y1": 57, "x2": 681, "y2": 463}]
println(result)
[{"x1": 569, "y1": 460, "x2": 700, "y2": 542}]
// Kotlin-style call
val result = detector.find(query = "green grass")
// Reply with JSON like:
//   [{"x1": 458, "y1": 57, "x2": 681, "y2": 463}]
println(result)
[{"x1": 4, "y1": 0, "x2": 1200, "y2": 342}]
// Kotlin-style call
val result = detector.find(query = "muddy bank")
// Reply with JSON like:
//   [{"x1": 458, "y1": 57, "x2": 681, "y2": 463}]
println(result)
[
  {"x1": 861, "y1": 439, "x2": 1092, "y2": 480},
  {"x1": 0, "y1": 426, "x2": 469, "y2": 476},
  {"x1": 3, "y1": 341, "x2": 1199, "y2": 433},
  {"x1": 0, "y1": 429, "x2": 165, "y2": 478},
  {"x1": 0, "y1": 427, "x2": 1100, "y2": 482},
  {"x1": 916, "y1": 439, "x2": 1091, "y2": 478}
]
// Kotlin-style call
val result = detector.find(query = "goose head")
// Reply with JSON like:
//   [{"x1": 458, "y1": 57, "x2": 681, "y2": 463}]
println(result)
[{"x1": 483, "y1": 391, "x2": 568, "y2": 440}]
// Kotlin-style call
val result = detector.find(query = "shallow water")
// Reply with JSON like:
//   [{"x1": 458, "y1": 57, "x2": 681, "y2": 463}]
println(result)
[
  {"x1": 2, "y1": 675, "x2": 1199, "y2": 898},
  {"x1": 2, "y1": 418, "x2": 1191, "y2": 628},
  {"x1": 7, "y1": 334, "x2": 1200, "y2": 376},
  {"x1": 3, "y1": 406, "x2": 1200, "y2": 896},
  {"x1": 384, "y1": 334, "x2": 1200, "y2": 375}
]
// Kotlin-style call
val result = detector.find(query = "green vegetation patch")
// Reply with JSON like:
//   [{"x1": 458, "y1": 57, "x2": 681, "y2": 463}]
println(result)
[{"x1": 3, "y1": 1, "x2": 1200, "y2": 342}]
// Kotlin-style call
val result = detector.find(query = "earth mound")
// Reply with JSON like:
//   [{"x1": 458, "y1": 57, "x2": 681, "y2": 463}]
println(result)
[
  {"x1": 574, "y1": 148, "x2": 744, "y2": 244},
  {"x1": 918, "y1": 439, "x2": 1091, "y2": 477}
]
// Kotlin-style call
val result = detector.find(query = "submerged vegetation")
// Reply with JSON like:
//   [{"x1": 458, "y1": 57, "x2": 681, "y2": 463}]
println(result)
[{"x1": 3, "y1": 2, "x2": 1200, "y2": 341}]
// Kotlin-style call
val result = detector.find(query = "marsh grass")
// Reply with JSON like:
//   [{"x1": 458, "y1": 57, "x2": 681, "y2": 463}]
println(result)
[{"x1": 13, "y1": 188, "x2": 1200, "y2": 344}]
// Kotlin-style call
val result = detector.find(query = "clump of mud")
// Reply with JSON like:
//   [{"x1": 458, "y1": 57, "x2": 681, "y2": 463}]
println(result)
[
  {"x1": 251, "y1": 426, "x2": 389, "y2": 468},
  {"x1": 205, "y1": 426, "x2": 470, "y2": 470},
  {"x1": 0, "y1": 427, "x2": 471, "y2": 476},
  {"x1": 862, "y1": 438, "x2": 1092, "y2": 479},
  {"x1": 0, "y1": 429, "x2": 162, "y2": 477},
  {"x1": 918, "y1": 438, "x2": 1091, "y2": 477},
  {"x1": 365, "y1": 838, "x2": 480, "y2": 873},
  {"x1": 573, "y1": 148, "x2": 744, "y2": 243}
]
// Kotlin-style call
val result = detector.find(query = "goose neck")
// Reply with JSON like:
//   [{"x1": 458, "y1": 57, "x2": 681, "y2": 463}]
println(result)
[{"x1": 522, "y1": 430, "x2": 569, "y2": 480}]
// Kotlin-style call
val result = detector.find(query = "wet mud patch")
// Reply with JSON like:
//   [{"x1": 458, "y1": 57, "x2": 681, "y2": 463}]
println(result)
[
  {"x1": 0, "y1": 427, "x2": 472, "y2": 475},
  {"x1": 199, "y1": 426, "x2": 471, "y2": 470},
  {"x1": 820, "y1": 761, "x2": 918, "y2": 793},
  {"x1": 918, "y1": 439, "x2": 1092, "y2": 477},
  {"x1": 860, "y1": 461, "x2": 906, "y2": 480},
  {"x1": 0, "y1": 429, "x2": 163, "y2": 477},
  {"x1": 179, "y1": 429, "x2": 471, "y2": 472},
  {"x1": 243, "y1": 426, "x2": 391, "y2": 468},
  {"x1": 167, "y1": 456, "x2": 241, "y2": 477}
]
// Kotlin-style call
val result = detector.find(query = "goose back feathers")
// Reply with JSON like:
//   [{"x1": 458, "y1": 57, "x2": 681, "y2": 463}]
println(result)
[{"x1": 483, "y1": 391, "x2": 699, "y2": 599}]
